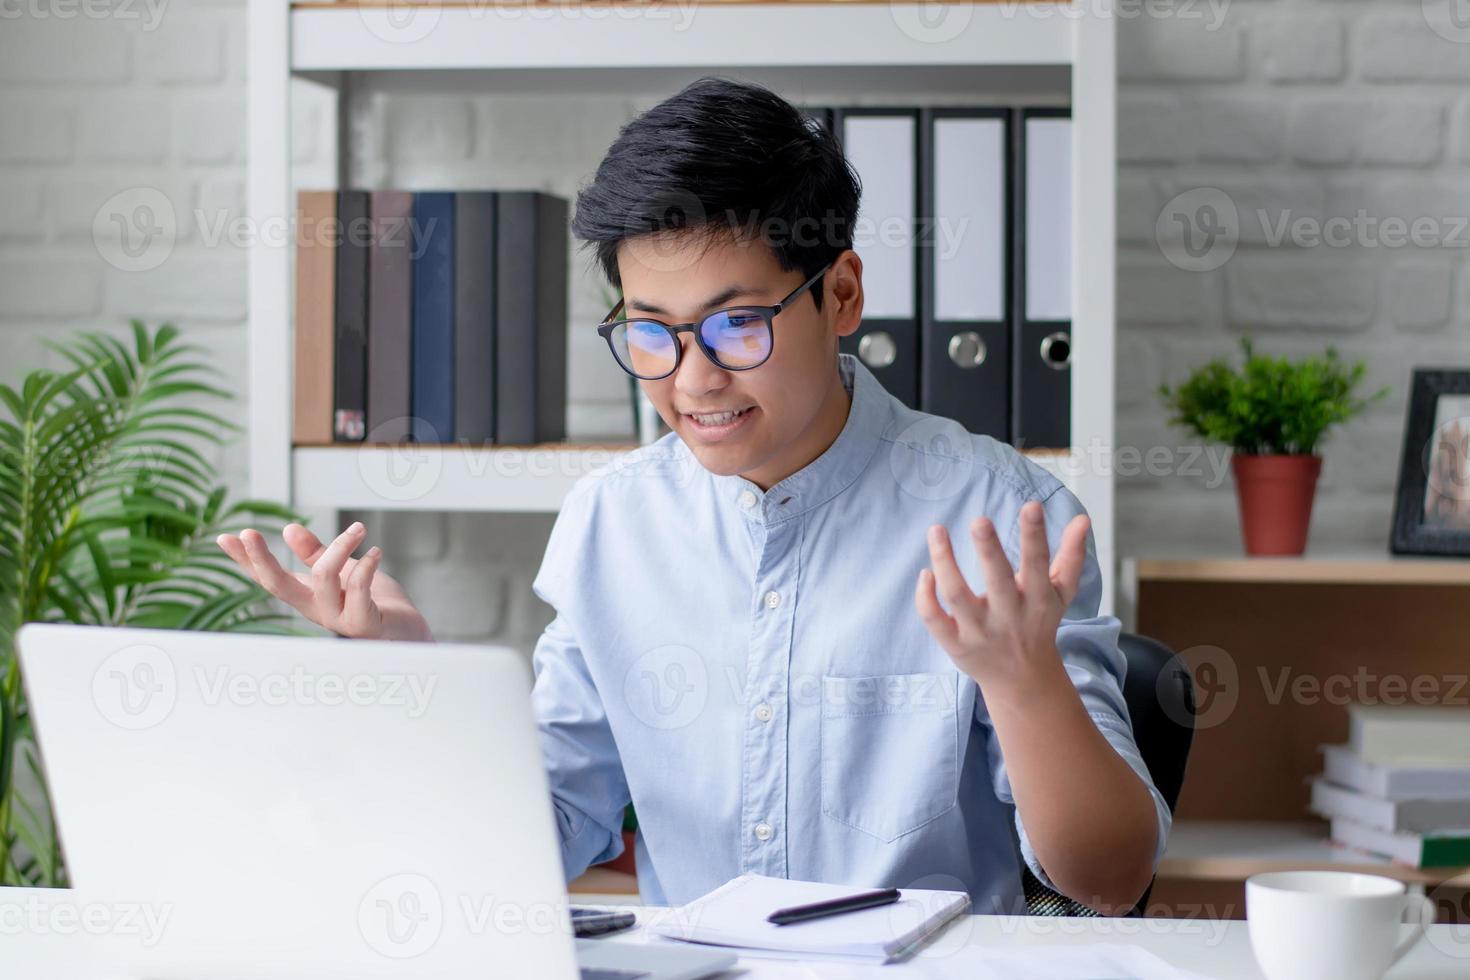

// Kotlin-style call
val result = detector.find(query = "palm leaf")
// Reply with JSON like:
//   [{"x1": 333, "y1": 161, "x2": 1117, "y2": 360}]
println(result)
[{"x1": 0, "y1": 322, "x2": 299, "y2": 885}]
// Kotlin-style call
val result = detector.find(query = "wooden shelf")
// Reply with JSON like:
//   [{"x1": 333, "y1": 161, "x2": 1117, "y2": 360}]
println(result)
[
  {"x1": 289, "y1": 2, "x2": 1078, "y2": 73},
  {"x1": 292, "y1": 443, "x2": 1084, "y2": 513},
  {"x1": 1159, "y1": 821, "x2": 1470, "y2": 888},
  {"x1": 568, "y1": 866, "x2": 640, "y2": 898},
  {"x1": 1130, "y1": 555, "x2": 1470, "y2": 587},
  {"x1": 292, "y1": 443, "x2": 637, "y2": 512}
]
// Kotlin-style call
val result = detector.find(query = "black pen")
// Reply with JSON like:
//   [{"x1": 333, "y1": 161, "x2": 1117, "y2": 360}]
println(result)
[{"x1": 766, "y1": 887, "x2": 902, "y2": 925}]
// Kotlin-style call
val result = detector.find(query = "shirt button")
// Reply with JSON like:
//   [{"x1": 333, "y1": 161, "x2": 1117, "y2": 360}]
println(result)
[
  {"x1": 764, "y1": 591, "x2": 781, "y2": 609},
  {"x1": 738, "y1": 490, "x2": 757, "y2": 509},
  {"x1": 754, "y1": 703, "x2": 773, "y2": 722},
  {"x1": 755, "y1": 822, "x2": 774, "y2": 842}
]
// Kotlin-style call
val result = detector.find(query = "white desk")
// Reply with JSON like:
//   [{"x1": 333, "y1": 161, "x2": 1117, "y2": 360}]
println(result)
[{"x1": 3, "y1": 888, "x2": 1468, "y2": 978}]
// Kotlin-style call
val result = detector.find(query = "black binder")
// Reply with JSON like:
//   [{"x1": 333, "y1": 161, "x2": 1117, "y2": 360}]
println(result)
[
  {"x1": 411, "y1": 192, "x2": 455, "y2": 444},
  {"x1": 833, "y1": 107, "x2": 921, "y2": 409},
  {"x1": 494, "y1": 191, "x2": 568, "y2": 445},
  {"x1": 454, "y1": 191, "x2": 497, "y2": 444},
  {"x1": 918, "y1": 107, "x2": 1012, "y2": 440},
  {"x1": 1012, "y1": 107, "x2": 1073, "y2": 450},
  {"x1": 332, "y1": 190, "x2": 369, "y2": 442}
]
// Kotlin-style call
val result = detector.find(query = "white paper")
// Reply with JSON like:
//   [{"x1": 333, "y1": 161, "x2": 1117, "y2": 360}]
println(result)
[
  {"x1": 937, "y1": 943, "x2": 1220, "y2": 980},
  {"x1": 934, "y1": 118, "x2": 1005, "y2": 322},
  {"x1": 1025, "y1": 116, "x2": 1073, "y2": 322},
  {"x1": 633, "y1": 939, "x2": 1218, "y2": 980},
  {"x1": 843, "y1": 115, "x2": 917, "y2": 319},
  {"x1": 646, "y1": 874, "x2": 968, "y2": 960}
]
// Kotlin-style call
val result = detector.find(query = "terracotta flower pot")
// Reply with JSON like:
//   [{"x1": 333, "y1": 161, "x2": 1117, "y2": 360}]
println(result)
[{"x1": 1231, "y1": 454, "x2": 1322, "y2": 556}]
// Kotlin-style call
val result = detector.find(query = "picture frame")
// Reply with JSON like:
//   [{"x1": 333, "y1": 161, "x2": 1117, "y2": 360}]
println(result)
[{"x1": 1391, "y1": 369, "x2": 1470, "y2": 556}]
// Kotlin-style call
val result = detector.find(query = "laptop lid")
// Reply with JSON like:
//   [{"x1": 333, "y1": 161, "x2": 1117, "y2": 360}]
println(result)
[{"x1": 17, "y1": 622, "x2": 580, "y2": 979}]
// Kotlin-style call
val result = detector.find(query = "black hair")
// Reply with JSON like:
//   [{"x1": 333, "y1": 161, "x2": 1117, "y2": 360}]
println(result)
[{"x1": 570, "y1": 76, "x2": 860, "y2": 311}]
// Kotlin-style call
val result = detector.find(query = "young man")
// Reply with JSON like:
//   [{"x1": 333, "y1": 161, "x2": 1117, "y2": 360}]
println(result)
[{"x1": 219, "y1": 78, "x2": 1167, "y2": 915}]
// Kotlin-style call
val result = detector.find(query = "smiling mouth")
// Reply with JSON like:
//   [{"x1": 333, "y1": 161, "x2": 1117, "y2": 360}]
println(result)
[{"x1": 685, "y1": 407, "x2": 754, "y2": 427}]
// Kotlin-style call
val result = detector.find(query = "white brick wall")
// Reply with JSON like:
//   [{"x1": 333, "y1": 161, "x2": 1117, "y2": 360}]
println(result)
[
  {"x1": 1118, "y1": 0, "x2": 1470, "y2": 556},
  {"x1": 1118, "y1": 15, "x2": 1246, "y2": 82},
  {"x1": 1286, "y1": 97, "x2": 1445, "y2": 167},
  {"x1": 1258, "y1": 13, "x2": 1344, "y2": 83},
  {"x1": 3, "y1": 1, "x2": 1468, "y2": 651}
]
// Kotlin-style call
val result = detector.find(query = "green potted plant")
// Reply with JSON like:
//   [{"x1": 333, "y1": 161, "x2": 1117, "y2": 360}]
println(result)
[
  {"x1": 0, "y1": 321, "x2": 296, "y2": 886},
  {"x1": 1159, "y1": 338, "x2": 1387, "y2": 556}
]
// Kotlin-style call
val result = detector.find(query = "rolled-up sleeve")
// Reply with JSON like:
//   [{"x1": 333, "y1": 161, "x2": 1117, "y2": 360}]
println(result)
[
  {"x1": 977, "y1": 484, "x2": 1173, "y2": 894},
  {"x1": 529, "y1": 485, "x2": 630, "y2": 881}
]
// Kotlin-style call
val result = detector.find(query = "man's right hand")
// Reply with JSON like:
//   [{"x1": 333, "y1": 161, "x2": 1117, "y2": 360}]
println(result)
[{"x1": 216, "y1": 522, "x2": 434, "y2": 642}]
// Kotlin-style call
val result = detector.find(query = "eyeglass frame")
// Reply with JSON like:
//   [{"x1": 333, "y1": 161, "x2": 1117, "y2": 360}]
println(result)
[{"x1": 596, "y1": 261, "x2": 833, "y2": 380}]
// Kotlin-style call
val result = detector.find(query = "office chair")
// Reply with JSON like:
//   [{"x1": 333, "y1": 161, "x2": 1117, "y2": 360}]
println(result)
[{"x1": 1020, "y1": 632, "x2": 1196, "y2": 917}]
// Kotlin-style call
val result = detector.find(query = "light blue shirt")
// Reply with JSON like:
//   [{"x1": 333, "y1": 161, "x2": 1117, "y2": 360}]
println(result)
[{"x1": 530, "y1": 353, "x2": 1171, "y2": 909}]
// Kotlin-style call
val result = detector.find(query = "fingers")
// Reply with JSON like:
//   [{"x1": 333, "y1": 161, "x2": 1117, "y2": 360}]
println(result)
[
  {"x1": 235, "y1": 529, "x2": 315, "y2": 610},
  {"x1": 310, "y1": 522, "x2": 366, "y2": 618},
  {"x1": 219, "y1": 523, "x2": 379, "y2": 633},
  {"x1": 1049, "y1": 513, "x2": 1092, "y2": 609},
  {"x1": 970, "y1": 517, "x2": 1019, "y2": 606},
  {"x1": 341, "y1": 546, "x2": 383, "y2": 633},
  {"x1": 283, "y1": 522, "x2": 328, "y2": 565},
  {"x1": 926, "y1": 525, "x2": 979, "y2": 617},
  {"x1": 1016, "y1": 501, "x2": 1052, "y2": 597},
  {"x1": 216, "y1": 532, "x2": 249, "y2": 568},
  {"x1": 914, "y1": 568, "x2": 961, "y2": 653},
  {"x1": 217, "y1": 532, "x2": 281, "y2": 595}
]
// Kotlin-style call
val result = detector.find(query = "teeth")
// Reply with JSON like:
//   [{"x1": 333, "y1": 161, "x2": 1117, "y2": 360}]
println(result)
[{"x1": 691, "y1": 408, "x2": 748, "y2": 426}]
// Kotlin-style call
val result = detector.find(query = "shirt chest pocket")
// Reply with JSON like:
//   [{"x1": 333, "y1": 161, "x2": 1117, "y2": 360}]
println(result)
[{"x1": 819, "y1": 672, "x2": 960, "y2": 843}]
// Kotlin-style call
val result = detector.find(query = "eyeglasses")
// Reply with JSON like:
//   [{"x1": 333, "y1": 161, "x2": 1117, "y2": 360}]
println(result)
[{"x1": 596, "y1": 262, "x2": 832, "y2": 381}]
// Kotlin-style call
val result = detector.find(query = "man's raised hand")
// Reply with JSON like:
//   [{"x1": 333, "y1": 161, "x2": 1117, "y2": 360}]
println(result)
[
  {"x1": 914, "y1": 500, "x2": 1089, "y2": 700},
  {"x1": 216, "y1": 522, "x2": 433, "y2": 642}
]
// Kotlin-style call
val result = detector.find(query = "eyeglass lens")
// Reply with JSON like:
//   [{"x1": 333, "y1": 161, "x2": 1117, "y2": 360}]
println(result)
[{"x1": 610, "y1": 308, "x2": 772, "y2": 379}]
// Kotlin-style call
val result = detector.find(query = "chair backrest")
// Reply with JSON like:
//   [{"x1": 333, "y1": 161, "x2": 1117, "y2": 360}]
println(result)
[
  {"x1": 1116, "y1": 632, "x2": 1195, "y2": 813},
  {"x1": 1021, "y1": 631, "x2": 1195, "y2": 917}
]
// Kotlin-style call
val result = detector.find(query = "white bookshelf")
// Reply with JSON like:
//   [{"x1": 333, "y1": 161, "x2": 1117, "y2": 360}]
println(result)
[
  {"x1": 288, "y1": 2, "x2": 1075, "y2": 71},
  {"x1": 246, "y1": 1, "x2": 1118, "y2": 608},
  {"x1": 1160, "y1": 821, "x2": 1470, "y2": 889},
  {"x1": 292, "y1": 443, "x2": 633, "y2": 512}
]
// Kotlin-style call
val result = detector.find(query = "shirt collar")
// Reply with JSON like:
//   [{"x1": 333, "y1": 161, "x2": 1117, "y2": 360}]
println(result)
[{"x1": 704, "y1": 353, "x2": 893, "y2": 524}]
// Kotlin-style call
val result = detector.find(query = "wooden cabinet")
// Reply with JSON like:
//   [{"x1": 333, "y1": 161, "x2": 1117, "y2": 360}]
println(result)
[{"x1": 1124, "y1": 556, "x2": 1470, "y2": 920}]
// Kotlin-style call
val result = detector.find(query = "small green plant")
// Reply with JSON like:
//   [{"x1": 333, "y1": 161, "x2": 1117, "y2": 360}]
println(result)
[
  {"x1": 0, "y1": 321, "x2": 297, "y2": 887},
  {"x1": 1159, "y1": 338, "x2": 1388, "y2": 456}
]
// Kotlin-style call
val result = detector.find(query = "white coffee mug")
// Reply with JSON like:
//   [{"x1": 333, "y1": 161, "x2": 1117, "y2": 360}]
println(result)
[{"x1": 1246, "y1": 870, "x2": 1435, "y2": 980}]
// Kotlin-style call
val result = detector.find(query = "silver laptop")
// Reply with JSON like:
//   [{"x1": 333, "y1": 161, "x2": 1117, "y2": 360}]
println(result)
[{"x1": 18, "y1": 623, "x2": 735, "y2": 980}]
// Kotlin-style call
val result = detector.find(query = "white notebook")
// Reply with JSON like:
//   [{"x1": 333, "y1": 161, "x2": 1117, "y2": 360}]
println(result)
[{"x1": 647, "y1": 873, "x2": 971, "y2": 962}]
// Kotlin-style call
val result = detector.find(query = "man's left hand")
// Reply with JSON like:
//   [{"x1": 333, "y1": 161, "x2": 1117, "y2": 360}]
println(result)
[{"x1": 914, "y1": 500, "x2": 1090, "y2": 702}]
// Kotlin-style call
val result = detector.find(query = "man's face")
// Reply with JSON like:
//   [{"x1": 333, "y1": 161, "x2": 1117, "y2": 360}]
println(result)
[{"x1": 615, "y1": 233, "x2": 861, "y2": 485}]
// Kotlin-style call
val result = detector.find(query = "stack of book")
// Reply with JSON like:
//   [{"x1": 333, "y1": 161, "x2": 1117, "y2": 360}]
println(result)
[
  {"x1": 293, "y1": 189, "x2": 568, "y2": 447},
  {"x1": 1310, "y1": 705, "x2": 1470, "y2": 868}
]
